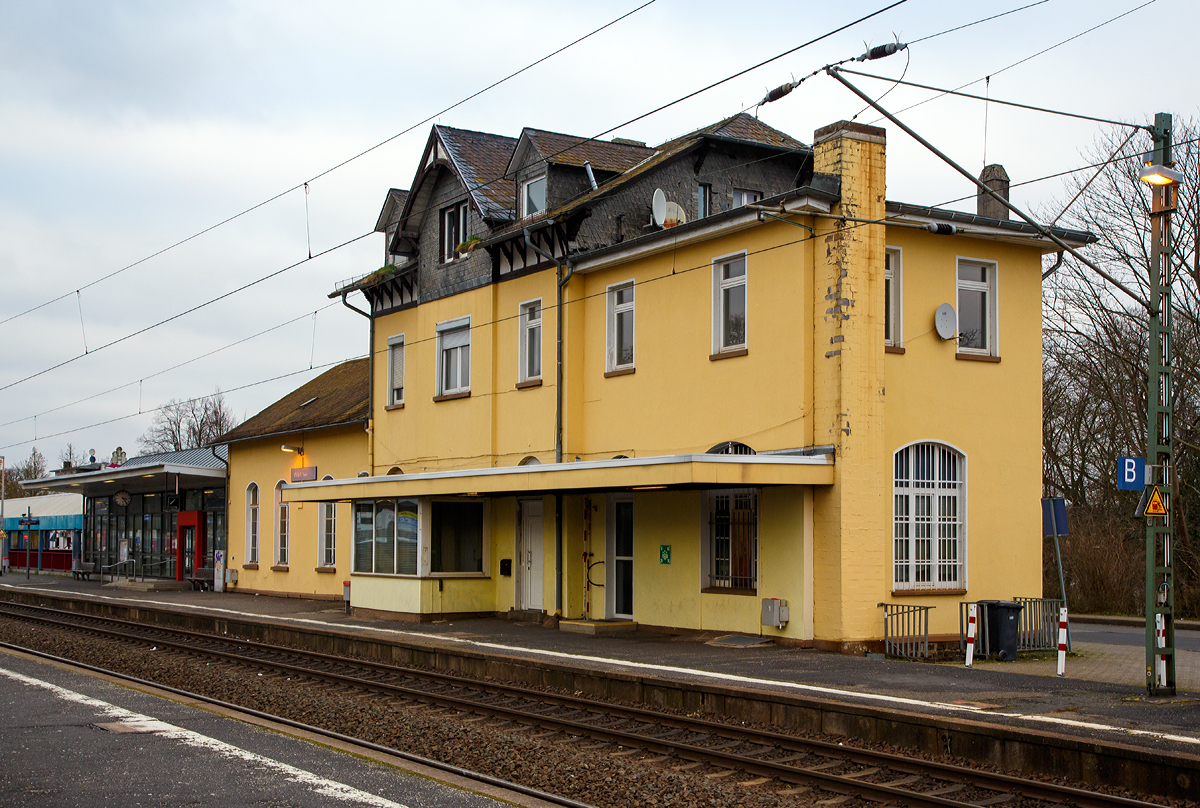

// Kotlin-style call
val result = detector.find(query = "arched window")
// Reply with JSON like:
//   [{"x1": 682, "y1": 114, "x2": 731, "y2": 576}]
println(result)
[
  {"x1": 275, "y1": 480, "x2": 289, "y2": 567},
  {"x1": 246, "y1": 483, "x2": 259, "y2": 564},
  {"x1": 892, "y1": 442, "x2": 966, "y2": 591},
  {"x1": 707, "y1": 441, "x2": 755, "y2": 456},
  {"x1": 387, "y1": 466, "x2": 403, "y2": 476},
  {"x1": 518, "y1": 456, "x2": 542, "y2": 466},
  {"x1": 319, "y1": 476, "x2": 336, "y2": 567}
]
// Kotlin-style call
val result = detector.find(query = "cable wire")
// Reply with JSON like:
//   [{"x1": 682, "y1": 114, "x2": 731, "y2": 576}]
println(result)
[
  {"x1": 0, "y1": 1, "x2": 660, "y2": 330},
  {"x1": 871, "y1": 0, "x2": 1157, "y2": 123},
  {"x1": 0, "y1": 232, "x2": 373, "y2": 394}
]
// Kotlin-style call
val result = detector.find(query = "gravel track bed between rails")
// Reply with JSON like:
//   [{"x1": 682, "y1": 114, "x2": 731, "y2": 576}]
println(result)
[
  {"x1": 0, "y1": 620, "x2": 823, "y2": 808},
  {"x1": 0, "y1": 616, "x2": 1192, "y2": 808}
]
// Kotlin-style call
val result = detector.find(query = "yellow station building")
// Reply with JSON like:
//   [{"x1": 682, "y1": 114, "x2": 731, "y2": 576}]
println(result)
[{"x1": 225, "y1": 115, "x2": 1093, "y2": 651}]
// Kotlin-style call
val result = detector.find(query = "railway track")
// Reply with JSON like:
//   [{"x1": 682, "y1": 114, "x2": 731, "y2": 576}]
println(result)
[{"x1": 0, "y1": 601, "x2": 1170, "y2": 808}]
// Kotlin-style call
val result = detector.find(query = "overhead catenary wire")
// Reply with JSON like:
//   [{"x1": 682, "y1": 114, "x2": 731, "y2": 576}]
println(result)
[
  {"x1": 10, "y1": 138, "x2": 1168, "y2": 454},
  {"x1": 0, "y1": 0, "x2": 662, "y2": 330},
  {"x1": 0, "y1": 301, "x2": 341, "y2": 431},
  {"x1": 0, "y1": 232, "x2": 373, "y2": 394},
  {"x1": 869, "y1": 0, "x2": 1158, "y2": 124},
  {"x1": 0, "y1": 2, "x2": 906, "y2": 402}
]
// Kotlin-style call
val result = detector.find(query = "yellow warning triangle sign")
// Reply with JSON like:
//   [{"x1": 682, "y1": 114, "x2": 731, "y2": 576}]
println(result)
[{"x1": 1146, "y1": 485, "x2": 1169, "y2": 516}]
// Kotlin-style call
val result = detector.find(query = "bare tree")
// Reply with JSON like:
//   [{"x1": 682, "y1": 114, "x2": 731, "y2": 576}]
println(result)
[
  {"x1": 58, "y1": 443, "x2": 86, "y2": 470},
  {"x1": 2, "y1": 447, "x2": 50, "y2": 499},
  {"x1": 138, "y1": 390, "x2": 240, "y2": 454},
  {"x1": 1042, "y1": 116, "x2": 1200, "y2": 615}
]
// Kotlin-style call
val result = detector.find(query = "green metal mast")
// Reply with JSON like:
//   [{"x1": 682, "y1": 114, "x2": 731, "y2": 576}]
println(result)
[{"x1": 1145, "y1": 112, "x2": 1176, "y2": 696}]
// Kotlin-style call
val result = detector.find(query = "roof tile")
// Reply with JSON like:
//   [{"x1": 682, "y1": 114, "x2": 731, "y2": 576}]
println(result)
[{"x1": 215, "y1": 359, "x2": 369, "y2": 444}]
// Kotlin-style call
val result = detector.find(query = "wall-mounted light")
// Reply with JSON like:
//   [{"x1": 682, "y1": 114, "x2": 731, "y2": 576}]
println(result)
[{"x1": 281, "y1": 445, "x2": 304, "y2": 455}]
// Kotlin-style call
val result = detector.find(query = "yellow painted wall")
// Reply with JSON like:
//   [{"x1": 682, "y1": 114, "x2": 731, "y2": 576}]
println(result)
[
  {"x1": 879, "y1": 228, "x2": 1045, "y2": 634},
  {"x1": 227, "y1": 425, "x2": 367, "y2": 598}
]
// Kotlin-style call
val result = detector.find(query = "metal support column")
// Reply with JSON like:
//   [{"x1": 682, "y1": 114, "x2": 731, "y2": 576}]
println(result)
[{"x1": 1145, "y1": 112, "x2": 1177, "y2": 696}]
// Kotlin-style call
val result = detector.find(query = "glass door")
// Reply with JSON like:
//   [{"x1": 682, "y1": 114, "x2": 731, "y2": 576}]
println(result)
[
  {"x1": 608, "y1": 496, "x2": 634, "y2": 619},
  {"x1": 182, "y1": 526, "x2": 195, "y2": 576}
]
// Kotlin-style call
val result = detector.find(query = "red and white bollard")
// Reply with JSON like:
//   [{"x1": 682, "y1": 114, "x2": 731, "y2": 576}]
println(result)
[
  {"x1": 1056, "y1": 607, "x2": 1069, "y2": 677},
  {"x1": 965, "y1": 603, "x2": 977, "y2": 668},
  {"x1": 1156, "y1": 613, "x2": 1167, "y2": 688}
]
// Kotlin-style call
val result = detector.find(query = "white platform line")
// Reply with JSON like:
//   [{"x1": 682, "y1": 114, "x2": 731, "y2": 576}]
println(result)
[
  {"x1": 0, "y1": 662, "x2": 409, "y2": 808},
  {"x1": 6, "y1": 583, "x2": 1198, "y2": 747}
]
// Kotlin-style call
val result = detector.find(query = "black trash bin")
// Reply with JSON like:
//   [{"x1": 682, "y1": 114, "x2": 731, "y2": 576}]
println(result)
[{"x1": 986, "y1": 600, "x2": 1024, "y2": 661}]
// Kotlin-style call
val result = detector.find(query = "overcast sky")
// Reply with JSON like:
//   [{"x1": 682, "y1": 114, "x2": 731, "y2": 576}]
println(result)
[{"x1": 1, "y1": 0, "x2": 1195, "y2": 468}]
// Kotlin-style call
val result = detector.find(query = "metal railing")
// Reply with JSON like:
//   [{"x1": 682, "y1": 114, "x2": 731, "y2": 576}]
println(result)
[
  {"x1": 879, "y1": 603, "x2": 934, "y2": 660},
  {"x1": 100, "y1": 560, "x2": 136, "y2": 584},
  {"x1": 139, "y1": 560, "x2": 172, "y2": 581},
  {"x1": 1012, "y1": 596, "x2": 1069, "y2": 652}
]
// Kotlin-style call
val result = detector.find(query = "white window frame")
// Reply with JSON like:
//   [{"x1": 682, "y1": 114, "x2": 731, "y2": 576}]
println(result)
[
  {"x1": 697, "y1": 183, "x2": 711, "y2": 218},
  {"x1": 892, "y1": 441, "x2": 967, "y2": 591},
  {"x1": 521, "y1": 175, "x2": 546, "y2": 218},
  {"x1": 387, "y1": 334, "x2": 405, "y2": 406},
  {"x1": 436, "y1": 316, "x2": 471, "y2": 396},
  {"x1": 245, "y1": 482, "x2": 259, "y2": 564},
  {"x1": 319, "y1": 476, "x2": 336, "y2": 568},
  {"x1": 441, "y1": 201, "x2": 468, "y2": 263},
  {"x1": 700, "y1": 488, "x2": 759, "y2": 593},
  {"x1": 885, "y1": 247, "x2": 902, "y2": 348},
  {"x1": 606, "y1": 280, "x2": 635, "y2": 372},
  {"x1": 519, "y1": 299, "x2": 542, "y2": 382},
  {"x1": 956, "y1": 257, "x2": 998, "y2": 356},
  {"x1": 732, "y1": 189, "x2": 760, "y2": 208},
  {"x1": 712, "y1": 251, "x2": 748, "y2": 354},
  {"x1": 274, "y1": 480, "x2": 288, "y2": 567}
]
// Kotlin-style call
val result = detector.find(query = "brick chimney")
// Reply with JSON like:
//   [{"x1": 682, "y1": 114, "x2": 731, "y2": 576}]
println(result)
[{"x1": 977, "y1": 164, "x2": 1010, "y2": 220}]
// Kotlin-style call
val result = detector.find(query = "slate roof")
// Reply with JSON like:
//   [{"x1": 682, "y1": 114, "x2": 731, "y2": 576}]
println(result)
[
  {"x1": 215, "y1": 359, "x2": 369, "y2": 445},
  {"x1": 520, "y1": 128, "x2": 655, "y2": 172},
  {"x1": 122, "y1": 445, "x2": 229, "y2": 469},
  {"x1": 436, "y1": 126, "x2": 519, "y2": 221},
  {"x1": 697, "y1": 113, "x2": 806, "y2": 149},
  {"x1": 374, "y1": 188, "x2": 410, "y2": 233}
]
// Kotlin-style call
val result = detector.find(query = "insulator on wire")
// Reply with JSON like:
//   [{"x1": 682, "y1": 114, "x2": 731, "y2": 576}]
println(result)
[
  {"x1": 857, "y1": 41, "x2": 908, "y2": 61},
  {"x1": 759, "y1": 79, "x2": 801, "y2": 107},
  {"x1": 926, "y1": 223, "x2": 957, "y2": 235}
]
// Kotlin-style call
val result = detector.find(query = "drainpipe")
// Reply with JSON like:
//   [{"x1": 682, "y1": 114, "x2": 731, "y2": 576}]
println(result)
[
  {"x1": 342, "y1": 290, "x2": 375, "y2": 475},
  {"x1": 524, "y1": 227, "x2": 574, "y2": 616}
]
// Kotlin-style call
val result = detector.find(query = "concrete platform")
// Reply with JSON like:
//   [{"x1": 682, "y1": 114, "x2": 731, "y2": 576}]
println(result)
[{"x1": 4, "y1": 572, "x2": 1200, "y2": 763}]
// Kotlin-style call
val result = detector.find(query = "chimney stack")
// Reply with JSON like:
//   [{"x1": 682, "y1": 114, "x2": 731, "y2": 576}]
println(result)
[{"x1": 977, "y1": 164, "x2": 1010, "y2": 219}]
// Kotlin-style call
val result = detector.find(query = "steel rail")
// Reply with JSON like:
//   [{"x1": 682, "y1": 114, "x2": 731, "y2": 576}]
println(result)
[{"x1": 0, "y1": 601, "x2": 1170, "y2": 808}]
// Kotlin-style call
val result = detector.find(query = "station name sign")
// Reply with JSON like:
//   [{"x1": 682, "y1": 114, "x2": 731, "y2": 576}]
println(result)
[{"x1": 290, "y1": 466, "x2": 318, "y2": 483}]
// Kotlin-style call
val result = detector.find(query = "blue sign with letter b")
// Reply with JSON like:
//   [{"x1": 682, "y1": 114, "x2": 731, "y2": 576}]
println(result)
[{"x1": 1118, "y1": 456, "x2": 1145, "y2": 491}]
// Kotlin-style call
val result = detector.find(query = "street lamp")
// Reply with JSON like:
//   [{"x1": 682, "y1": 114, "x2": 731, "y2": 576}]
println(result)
[{"x1": 1138, "y1": 112, "x2": 1180, "y2": 696}]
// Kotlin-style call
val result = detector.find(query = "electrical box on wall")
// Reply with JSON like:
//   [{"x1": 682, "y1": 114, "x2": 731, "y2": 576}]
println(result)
[
  {"x1": 761, "y1": 598, "x2": 789, "y2": 628},
  {"x1": 500, "y1": 558, "x2": 512, "y2": 576}
]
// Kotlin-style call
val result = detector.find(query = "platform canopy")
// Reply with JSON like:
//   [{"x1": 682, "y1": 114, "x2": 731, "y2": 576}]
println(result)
[
  {"x1": 22, "y1": 446, "x2": 227, "y2": 500},
  {"x1": 282, "y1": 452, "x2": 834, "y2": 503}
]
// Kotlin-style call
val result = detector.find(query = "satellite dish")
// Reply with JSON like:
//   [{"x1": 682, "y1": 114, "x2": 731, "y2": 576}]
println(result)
[
  {"x1": 663, "y1": 201, "x2": 686, "y2": 228},
  {"x1": 934, "y1": 303, "x2": 956, "y2": 340},
  {"x1": 651, "y1": 188, "x2": 667, "y2": 228}
]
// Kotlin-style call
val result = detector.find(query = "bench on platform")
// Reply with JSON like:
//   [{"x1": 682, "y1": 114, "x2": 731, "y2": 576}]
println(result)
[
  {"x1": 71, "y1": 560, "x2": 99, "y2": 581},
  {"x1": 186, "y1": 567, "x2": 215, "y2": 591}
]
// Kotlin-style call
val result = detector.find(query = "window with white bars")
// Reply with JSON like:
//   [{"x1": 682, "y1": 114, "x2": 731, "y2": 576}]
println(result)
[
  {"x1": 436, "y1": 318, "x2": 470, "y2": 396},
  {"x1": 705, "y1": 488, "x2": 758, "y2": 591},
  {"x1": 441, "y1": 201, "x2": 468, "y2": 263},
  {"x1": 893, "y1": 442, "x2": 965, "y2": 590},
  {"x1": 388, "y1": 335, "x2": 404, "y2": 406},
  {"x1": 606, "y1": 282, "x2": 634, "y2": 371},
  {"x1": 885, "y1": 247, "x2": 902, "y2": 347}
]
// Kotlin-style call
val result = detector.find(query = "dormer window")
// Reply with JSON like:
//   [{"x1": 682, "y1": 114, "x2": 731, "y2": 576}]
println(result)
[
  {"x1": 522, "y1": 176, "x2": 546, "y2": 218},
  {"x1": 441, "y1": 201, "x2": 468, "y2": 263},
  {"x1": 732, "y1": 189, "x2": 760, "y2": 208}
]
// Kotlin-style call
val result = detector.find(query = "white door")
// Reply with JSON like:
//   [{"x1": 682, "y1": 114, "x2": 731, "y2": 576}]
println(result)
[
  {"x1": 606, "y1": 495, "x2": 634, "y2": 619},
  {"x1": 519, "y1": 500, "x2": 543, "y2": 610}
]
